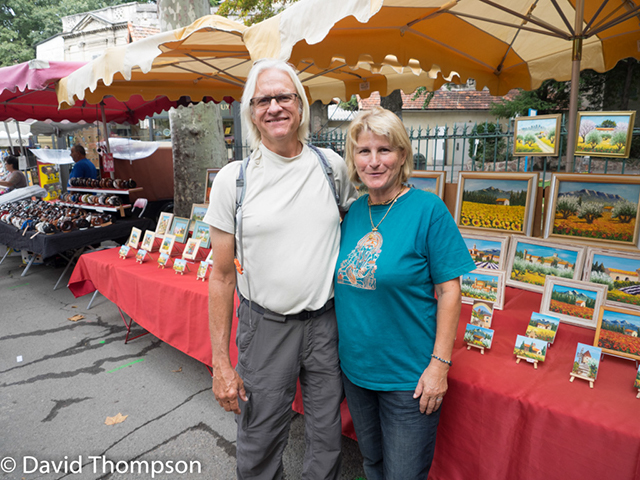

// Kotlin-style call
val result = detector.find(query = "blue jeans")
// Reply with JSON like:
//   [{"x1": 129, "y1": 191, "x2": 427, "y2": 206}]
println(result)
[{"x1": 343, "y1": 374, "x2": 441, "y2": 480}]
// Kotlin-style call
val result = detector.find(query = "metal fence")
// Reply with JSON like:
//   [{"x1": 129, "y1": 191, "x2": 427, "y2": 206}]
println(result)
[{"x1": 229, "y1": 114, "x2": 640, "y2": 183}]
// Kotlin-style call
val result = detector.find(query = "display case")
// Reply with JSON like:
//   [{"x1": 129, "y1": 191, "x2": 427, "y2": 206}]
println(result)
[{"x1": 57, "y1": 179, "x2": 142, "y2": 217}]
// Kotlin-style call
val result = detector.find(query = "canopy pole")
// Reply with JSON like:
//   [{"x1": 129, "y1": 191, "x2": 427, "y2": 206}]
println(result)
[
  {"x1": 100, "y1": 102, "x2": 114, "y2": 179},
  {"x1": 14, "y1": 120, "x2": 28, "y2": 161},
  {"x1": 565, "y1": 0, "x2": 584, "y2": 172},
  {"x1": 3, "y1": 121, "x2": 14, "y2": 152}
]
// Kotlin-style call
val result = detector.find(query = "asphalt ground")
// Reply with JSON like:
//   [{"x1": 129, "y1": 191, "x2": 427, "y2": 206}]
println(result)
[{"x1": 0, "y1": 250, "x2": 365, "y2": 480}]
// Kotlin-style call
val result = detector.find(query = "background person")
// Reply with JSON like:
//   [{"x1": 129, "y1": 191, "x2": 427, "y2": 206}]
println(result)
[
  {"x1": 335, "y1": 106, "x2": 475, "y2": 479},
  {"x1": 69, "y1": 144, "x2": 98, "y2": 180},
  {"x1": 203, "y1": 58, "x2": 357, "y2": 480},
  {"x1": 0, "y1": 155, "x2": 27, "y2": 192}
]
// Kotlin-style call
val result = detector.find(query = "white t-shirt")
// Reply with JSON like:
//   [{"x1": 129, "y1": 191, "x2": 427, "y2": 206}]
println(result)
[{"x1": 204, "y1": 143, "x2": 357, "y2": 315}]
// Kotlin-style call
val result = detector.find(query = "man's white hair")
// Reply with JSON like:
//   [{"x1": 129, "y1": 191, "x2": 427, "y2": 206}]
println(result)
[{"x1": 241, "y1": 59, "x2": 310, "y2": 151}]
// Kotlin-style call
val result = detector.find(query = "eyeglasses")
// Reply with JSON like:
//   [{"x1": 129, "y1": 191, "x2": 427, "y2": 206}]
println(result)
[{"x1": 250, "y1": 93, "x2": 299, "y2": 109}]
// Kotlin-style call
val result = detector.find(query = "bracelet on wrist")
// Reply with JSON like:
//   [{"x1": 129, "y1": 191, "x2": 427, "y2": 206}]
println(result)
[{"x1": 431, "y1": 354, "x2": 452, "y2": 366}]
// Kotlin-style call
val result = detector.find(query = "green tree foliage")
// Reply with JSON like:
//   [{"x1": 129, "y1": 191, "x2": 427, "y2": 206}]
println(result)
[
  {"x1": 524, "y1": 133, "x2": 536, "y2": 145},
  {"x1": 585, "y1": 129, "x2": 602, "y2": 147},
  {"x1": 216, "y1": 0, "x2": 296, "y2": 24},
  {"x1": 600, "y1": 119, "x2": 616, "y2": 128},
  {"x1": 577, "y1": 202, "x2": 604, "y2": 224},
  {"x1": 489, "y1": 71, "x2": 607, "y2": 119},
  {"x1": 467, "y1": 121, "x2": 508, "y2": 166},
  {"x1": 0, "y1": 0, "x2": 148, "y2": 66},
  {"x1": 611, "y1": 200, "x2": 638, "y2": 223},
  {"x1": 338, "y1": 95, "x2": 359, "y2": 112},
  {"x1": 556, "y1": 196, "x2": 580, "y2": 218},
  {"x1": 611, "y1": 131, "x2": 628, "y2": 151}
]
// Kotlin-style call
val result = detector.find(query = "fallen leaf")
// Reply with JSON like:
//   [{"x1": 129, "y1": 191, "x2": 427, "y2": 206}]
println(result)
[
  {"x1": 172, "y1": 367, "x2": 183, "y2": 373},
  {"x1": 68, "y1": 314, "x2": 85, "y2": 322},
  {"x1": 71, "y1": 305, "x2": 77, "y2": 308},
  {"x1": 105, "y1": 413, "x2": 128, "y2": 426}
]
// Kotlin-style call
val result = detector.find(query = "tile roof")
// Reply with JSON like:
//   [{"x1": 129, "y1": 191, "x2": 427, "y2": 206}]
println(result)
[
  {"x1": 128, "y1": 22, "x2": 160, "y2": 43},
  {"x1": 359, "y1": 88, "x2": 519, "y2": 111}
]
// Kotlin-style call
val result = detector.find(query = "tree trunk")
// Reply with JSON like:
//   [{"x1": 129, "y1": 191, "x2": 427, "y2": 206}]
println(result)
[
  {"x1": 309, "y1": 100, "x2": 329, "y2": 137},
  {"x1": 379, "y1": 89, "x2": 403, "y2": 120},
  {"x1": 158, "y1": 0, "x2": 226, "y2": 217}
]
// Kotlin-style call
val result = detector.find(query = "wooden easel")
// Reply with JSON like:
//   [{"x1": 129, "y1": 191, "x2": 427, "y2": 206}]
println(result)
[
  {"x1": 466, "y1": 343, "x2": 485, "y2": 354},
  {"x1": 516, "y1": 355, "x2": 538, "y2": 369},
  {"x1": 569, "y1": 372, "x2": 594, "y2": 389}
]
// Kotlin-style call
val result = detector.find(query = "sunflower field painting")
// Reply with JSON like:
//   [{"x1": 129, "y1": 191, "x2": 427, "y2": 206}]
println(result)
[{"x1": 458, "y1": 176, "x2": 534, "y2": 234}]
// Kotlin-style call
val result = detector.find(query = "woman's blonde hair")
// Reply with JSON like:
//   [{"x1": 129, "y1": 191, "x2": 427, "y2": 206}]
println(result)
[{"x1": 344, "y1": 107, "x2": 413, "y2": 184}]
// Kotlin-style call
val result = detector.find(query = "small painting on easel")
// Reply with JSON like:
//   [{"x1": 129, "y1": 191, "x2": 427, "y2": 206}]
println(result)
[
  {"x1": 514, "y1": 334, "x2": 547, "y2": 368},
  {"x1": 635, "y1": 365, "x2": 640, "y2": 398},
  {"x1": 464, "y1": 324, "x2": 494, "y2": 354},
  {"x1": 570, "y1": 343, "x2": 602, "y2": 388},
  {"x1": 525, "y1": 312, "x2": 560, "y2": 344},
  {"x1": 470, "y1": 300, "x2": 494, "y2": 328}
]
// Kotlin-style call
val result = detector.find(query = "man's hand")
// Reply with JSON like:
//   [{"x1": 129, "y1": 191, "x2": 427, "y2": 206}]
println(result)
[{"x1": 212, "y1": 363, "x2": 248, "y2": 414}]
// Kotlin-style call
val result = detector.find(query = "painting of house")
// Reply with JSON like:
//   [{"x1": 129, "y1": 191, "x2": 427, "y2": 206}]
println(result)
[
  {"x1": 461, "y1": 269, "x2": 505, "y2": 309},
  {"x1": 586, "y1": 250, "x2": 640, "y2": 310},
  {"x1": 596, "y1": 307, "x2": 640, "y2": 361},
  {"x1": 463, "y1": 324, "x2": 494, "y2": 349},
  {"x1": 514, "y1": 335, "x2": 547, "y2": 362},
  {"x1": 525, "y1": 312, "x2": 560, "y2": 343},
  {"x1": 471, "y1": 300, "x2": 494, "y2": 328},
  {"x1": 462, "y1": 235, "x2": 507, "y2": 270},
  {"x1": 571, "y1": 343, "x2": 602, "y2": 380},
  {"x1": 507, "y1": 238, "x2": 583, "y2": 292}
]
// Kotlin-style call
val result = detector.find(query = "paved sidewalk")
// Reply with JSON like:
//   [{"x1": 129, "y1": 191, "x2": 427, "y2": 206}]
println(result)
[{"x1": 0, "y1": 254, "x2": 364, "y2": 480}]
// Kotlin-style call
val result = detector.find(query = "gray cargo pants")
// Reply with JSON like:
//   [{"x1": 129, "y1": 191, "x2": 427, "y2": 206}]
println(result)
[{"x1": 234, "y1": 300, "x2": 343, "y2": 480}]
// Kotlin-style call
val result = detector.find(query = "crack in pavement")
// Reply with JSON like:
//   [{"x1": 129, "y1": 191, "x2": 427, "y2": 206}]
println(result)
[
  {"x1": 42, "y1": 397, "x2": 93, "y2": 422},
  {"x1": 0, "y1": 316, "x2": 111, "y2": 342},
  {"x1": 0, "y1": 340, "x2": 163, "y2": 387},
  {"x1": 0, "y1": 320, "x2": 149, "y2": 375},
  {"x1": 96, "y1": 423, "x2": 237, "y2": 480},
  {"x1": 54, "y1": 388, "x2": 220, "y2": 480}
]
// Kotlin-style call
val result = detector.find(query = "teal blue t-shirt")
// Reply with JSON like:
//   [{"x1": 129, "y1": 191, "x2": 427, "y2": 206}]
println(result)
[{"x1": 335, "y1": 188, "x2": 475, "y2": 391}]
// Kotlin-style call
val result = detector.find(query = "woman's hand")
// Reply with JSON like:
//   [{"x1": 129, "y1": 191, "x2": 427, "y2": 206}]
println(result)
[{"x1": 413, "y1": 361, "x2": 449, "y2": 415}]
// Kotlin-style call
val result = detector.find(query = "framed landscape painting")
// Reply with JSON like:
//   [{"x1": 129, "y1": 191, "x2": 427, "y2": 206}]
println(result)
[
  {"x1": 513, "y1": 114, "x2": 561, "y2": 157},
  {"x1": 544, "y1": 174, "x2": 640, "y2": 247},
  {"x1": 159, "y1": 234, "x2": 176, "y2": 256},
  {"x1": 407, "y1": 171, "x2": 446, "y2": 199},
  {"x1": 155, "y1": 212, "x2": 174, "y2": 237},
  {"x1": 193, "y1": 220, "x2": 211, "y2": 249},
  {"x1": 594, "y1": 306, "x2": 640, "y2": 362},
  {"x1": 540, "y1": 276, "x2": 608, "y2": 329},
  {"x1": 127, "y1": 227, "x2": 142, "y2": 249},
  {"x1": 182, "y1": 238, "x2": 201, "y2": 261},
  {"x1": 461, "y1": 233, "x2": 509, "y2": 270},
  {"x1": 583, "y1": 247, "x2": 640, "y2": 311},
  {"x1": 189, "y1": 203, "x2": 208, "y2": 232},
  {"x1": 141, "y1": 230, "x2": 156, "y2": 252},
  {"x1": 169, "y1": 216, "x2": 190, "y2": 244},
  {"x1": 460, "y1": 269, "x2": 505, "y2": 310},
  {"x1": 455, "y1": 172, "x2": 538, "y2": 236},
  {"x1": 506, "y1": 237, "x2": 586, "y2": 293},
  {"x1": 204, "y1": 168, "x2": 220, "y2": 203},
  {"x1": 575, "y1": 111, "x2": 636, "y2": 158}
]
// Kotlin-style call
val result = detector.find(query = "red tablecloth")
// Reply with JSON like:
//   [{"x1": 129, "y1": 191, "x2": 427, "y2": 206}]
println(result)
[{"x1": 68, "y1": 249, "x2": 640, "y2": 480}]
